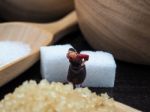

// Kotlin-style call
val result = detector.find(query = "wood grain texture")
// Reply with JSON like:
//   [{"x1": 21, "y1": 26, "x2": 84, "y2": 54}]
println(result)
[
  {"x1": 0, "y1": 0, "x2": 74, "y2": 22},
  {"x1": 0, "y1": 11, "x2": 77, "y2": 86},
  {"x1": 115, "y1": 102, "x2": 141, "y2": 112},
  {"x1": 75, "y1": 0, "x2": 150, "y2": 65}
]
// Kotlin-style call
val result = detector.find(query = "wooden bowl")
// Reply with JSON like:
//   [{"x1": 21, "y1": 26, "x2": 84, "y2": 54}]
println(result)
[
  {"x1": 75, "y1": 0, "x2": 150, "y2": 65},
  {"x1": 0, "y1": 0, "x2": 74, "y2": 22}
]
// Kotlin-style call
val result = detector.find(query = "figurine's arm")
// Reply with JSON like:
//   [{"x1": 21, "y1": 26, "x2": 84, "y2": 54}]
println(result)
[
  {"x1": 77, "y1": 54, "x2": 89, "y2": 66},
  {"x1": 77, "y1": 54, "x2": 89, "y2": 61}
]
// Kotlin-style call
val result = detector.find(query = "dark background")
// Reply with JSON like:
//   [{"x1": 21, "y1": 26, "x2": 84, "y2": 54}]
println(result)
[{"x1": 0, "y1": 21, "x2": 150, "y2": 111}]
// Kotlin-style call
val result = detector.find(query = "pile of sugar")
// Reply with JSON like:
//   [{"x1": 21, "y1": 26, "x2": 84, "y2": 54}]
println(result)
[
  {"x1": 0, "y1": 41, "x2": 31, "y2": 67},
  {"x1": 0, "y1": 80, "x2": 115, "y2": 112}
]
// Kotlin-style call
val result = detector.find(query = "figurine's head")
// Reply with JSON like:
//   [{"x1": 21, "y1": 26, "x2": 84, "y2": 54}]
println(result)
[
  {"x1": 68, "y1": 48, "x2": 77, "y2": 59},
  {"x1": 68, "y1": 48, "x2": 76, "y2": 52}
]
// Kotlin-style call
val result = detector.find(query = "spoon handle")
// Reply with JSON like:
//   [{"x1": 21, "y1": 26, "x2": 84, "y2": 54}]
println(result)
[{"x1": 43, "y1": 11, "x2": 78, "y2": 43}]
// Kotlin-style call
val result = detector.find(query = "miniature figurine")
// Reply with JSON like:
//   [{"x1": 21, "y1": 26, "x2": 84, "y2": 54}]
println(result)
[{"x1": 67, "y1": 48, "x2": 89, "y2": 88}]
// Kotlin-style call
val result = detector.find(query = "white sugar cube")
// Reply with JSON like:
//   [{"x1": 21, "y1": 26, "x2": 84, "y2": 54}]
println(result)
[
  {"x1": 40, "y1": 44, "x2": 73, "y2": 82},
  {"x1": 81, "y1": 51, "x2": 116, "y2": 87},
  {"x1": 40, "y1": 45, "x2": 116, "y2": 87}
]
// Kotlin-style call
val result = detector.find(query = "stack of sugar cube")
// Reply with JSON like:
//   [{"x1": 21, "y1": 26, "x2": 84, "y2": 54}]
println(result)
[{"x1": 40, "y1": 44, "x2": 116, "y2": 87}]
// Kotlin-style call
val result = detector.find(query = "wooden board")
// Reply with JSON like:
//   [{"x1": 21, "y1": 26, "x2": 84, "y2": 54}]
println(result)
[{"x1": 115, "y1": 102, "x2": 141, "y2": 112}]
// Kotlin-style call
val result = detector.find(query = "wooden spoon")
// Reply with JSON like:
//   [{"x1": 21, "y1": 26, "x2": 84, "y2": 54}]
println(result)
[{"x1": 0, "y1": 11, "x2": 77, "y2": 87}]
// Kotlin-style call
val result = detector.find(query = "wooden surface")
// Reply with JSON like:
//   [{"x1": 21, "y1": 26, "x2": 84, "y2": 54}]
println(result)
[
  {"x1": 115, "y1": 102, "x2": 141, "y2": 112},
  {"x1": 0, "y1": 30, "x2": 147, "y2": 111},
  {"x1": 0, "y1": 0, "x2": 74, "y2": 22},
  {"x1": 0, "y1": 11, "x2": 77, "y2": 86},
  {"x1": 75, "y1": 0, "x2": 150, "y2": 65}
]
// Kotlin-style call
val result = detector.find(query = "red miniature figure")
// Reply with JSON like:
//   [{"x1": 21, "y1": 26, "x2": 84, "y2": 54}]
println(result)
[{"x1": 67, "y1": 48, "x2": 89, "y2": 88}]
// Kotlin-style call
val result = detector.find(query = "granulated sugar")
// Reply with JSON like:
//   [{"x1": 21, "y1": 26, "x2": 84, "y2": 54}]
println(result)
[
  {"x1": 0, "y1": 41, "x2": 31, "y2": 67},
  {"x1": 0, "y1": 80, "x2": 115, "y2": 112}
]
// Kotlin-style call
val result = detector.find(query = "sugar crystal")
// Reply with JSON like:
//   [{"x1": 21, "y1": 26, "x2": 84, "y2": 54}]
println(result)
[{"x1": 0, "y1": 41, "x2": 31, "y2": 67}]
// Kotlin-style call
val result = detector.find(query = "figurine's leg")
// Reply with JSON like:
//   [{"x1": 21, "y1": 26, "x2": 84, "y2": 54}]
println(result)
[
  {"x1": 80, "y1": 84, "x2": 84, "y2": 88},
  {"x1": 73, "y1": 84, "x2": 76, "y2": 89},
  {"x1": 67, "y1": 81, "x2": 76, "y2": 89},
  {"x1": 75, "y1": 84, "x2": 81, "y2": 88}
]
